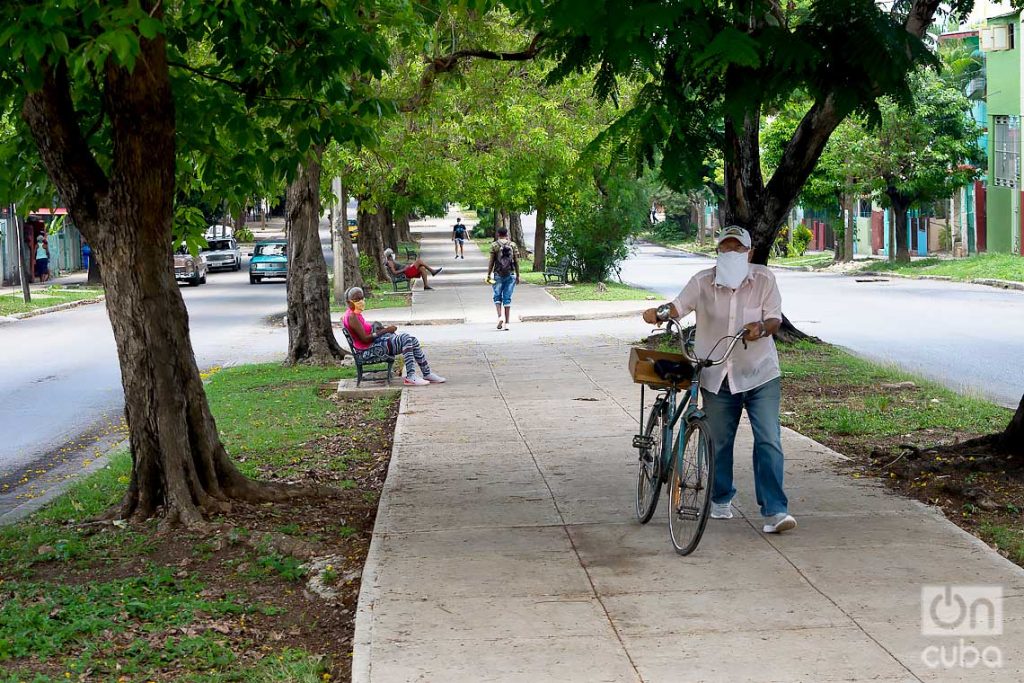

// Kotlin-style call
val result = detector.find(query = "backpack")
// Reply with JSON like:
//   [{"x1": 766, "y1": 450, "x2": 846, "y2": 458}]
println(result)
[
  {"x1": 494, "y1": 241, "x2": 515, "y2": 277},
  {"x1": 454, "y1": 224, "x2": 467, "y2": 238}
]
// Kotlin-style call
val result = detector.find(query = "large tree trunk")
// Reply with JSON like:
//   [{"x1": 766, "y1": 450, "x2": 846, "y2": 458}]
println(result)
[
  {"x1": 888, "y1": 190, "x2": 912, "y2": 263},
  {"x1": 1002, "y1": 393, "x2": 1024, "y2": 455},
  {"x1": 382, "y1": 206, "x2": 399, "y2": 251},
  {"x1": 285, "y1": 150, "x2": 346, "y2": 365},
  {"x1": 357, "y1": 201, "x2": 388, "y2": 282},
  {"x1": 395, "y1": 213, "x2": 413, "y2": 243},
  {"x1": 508, "y1": 211, "x2": 527, "y2": 254},
  {"x1": 533, "y1": 198, "x2": 547, "y2": 272},
  {"x1": 21, "y1": 24, "x2": 299, "y2": 527}
]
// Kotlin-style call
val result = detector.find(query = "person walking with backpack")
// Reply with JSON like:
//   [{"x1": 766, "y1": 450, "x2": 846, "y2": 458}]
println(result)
[
  {"x1": 487, "y1": 226, "x2": 520, "y2": 330},
  {"x1": 452, "y1": 217, "x2": 468, "y2": 259}
]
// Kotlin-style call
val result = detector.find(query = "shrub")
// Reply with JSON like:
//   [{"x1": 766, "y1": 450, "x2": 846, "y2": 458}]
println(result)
[
  {"x1": 358, "y1": 253, "x2": 377, "y2": 284},
  {"x1": 772, "y1": 226, "x2": 790, "y2": 258},
  {"x1": 471, "y1": 208, "x2": 495, "y2": 238},
  {"x1": 235, "y1": 226, "x2": 254, "y2": 242},
  {"x1": 789, "y1": 224, "x2": 814, "y2": 257},
  {"x1": 548, "y1": 171, "x2": 649, "y2": 282}
]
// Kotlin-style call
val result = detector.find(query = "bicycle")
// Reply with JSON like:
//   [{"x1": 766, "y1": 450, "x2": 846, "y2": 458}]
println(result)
[{"x1": 630, "y1": 314, "x2": 748, "y2": 555}]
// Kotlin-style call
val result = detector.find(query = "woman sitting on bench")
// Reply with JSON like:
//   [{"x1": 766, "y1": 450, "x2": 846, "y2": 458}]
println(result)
[
  {"x1": 383, "y1": 248, "x2": 442, "y2": 290},
  {"x1": 342, "y1": 287, "x2": 446, "y2": 387}
]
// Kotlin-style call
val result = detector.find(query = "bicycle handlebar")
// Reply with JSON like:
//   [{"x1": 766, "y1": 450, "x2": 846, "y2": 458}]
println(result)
[{"x1": 658, "y1": 318, "x2": 747, "y2": 368}]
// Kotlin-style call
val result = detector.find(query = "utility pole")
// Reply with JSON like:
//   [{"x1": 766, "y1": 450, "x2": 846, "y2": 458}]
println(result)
[
  {"x1": 13, "y1": 205, "x2": 30, "y2": 303},
  {"x1": 331, "y1": 177, "x2": 345, "y2": 304}
]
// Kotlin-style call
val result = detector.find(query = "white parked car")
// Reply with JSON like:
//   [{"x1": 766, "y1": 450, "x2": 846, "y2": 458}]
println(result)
[{"x1": 202, "y1": 236, "x2": 242, "y2": 272}]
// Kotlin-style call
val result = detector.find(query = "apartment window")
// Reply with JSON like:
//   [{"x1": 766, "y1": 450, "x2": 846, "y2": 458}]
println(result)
[
  {"x1": 858, "y1": 199, "x2": 873, "y2": 218},
  {"x1": 992, "y1": 115, "x2": 1020, "y2": 188}
]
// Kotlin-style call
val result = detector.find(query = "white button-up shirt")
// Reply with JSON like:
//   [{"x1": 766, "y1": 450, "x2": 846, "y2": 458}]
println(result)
[{"x1": 671, "y1": 264, "x2": 783, "y2": 395}]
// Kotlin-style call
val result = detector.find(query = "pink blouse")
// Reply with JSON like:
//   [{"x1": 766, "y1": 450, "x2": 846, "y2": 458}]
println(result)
[{"x1": 343, "y1": 310, "x2": 372, "y2": 350}]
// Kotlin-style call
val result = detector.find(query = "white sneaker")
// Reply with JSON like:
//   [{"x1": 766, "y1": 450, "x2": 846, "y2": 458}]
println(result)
[
  {"x1": 710, "y1": 501, "x2": 733, "y2": 519},
  {"x1": 503, "y1": 322, "x2": 511, "y2": 331},
  {"x1": 762, "y1": 513, "x2": 797, "y2": 534},
  {"x1": 424, "y1": 373, "x2": 446, "y2": 383},
  {"x1": 404, "y1": 376, "x2": 430, "y2": 386}
]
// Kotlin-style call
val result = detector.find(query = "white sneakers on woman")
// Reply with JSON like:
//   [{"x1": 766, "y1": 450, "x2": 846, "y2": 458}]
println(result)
[{"x1": 404, "y1": 373, "x2": 446, "y2": 386}]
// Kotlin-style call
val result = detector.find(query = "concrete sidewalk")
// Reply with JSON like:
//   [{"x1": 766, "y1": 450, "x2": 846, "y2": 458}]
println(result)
[
  {"x1": 335, "y1": 218, "x2": 653, "y2": 326},
  {"x1": 354, "y1": 336, "x2": 1024, "y2": 682}
]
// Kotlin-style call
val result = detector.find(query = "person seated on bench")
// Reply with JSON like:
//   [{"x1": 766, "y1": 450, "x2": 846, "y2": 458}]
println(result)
[
  {"x1": 342, "y1": 286, "x2": 446, "y2": 387},
  {"x1": 383, "y1": 248, "x2": 442, "y2": 290}
]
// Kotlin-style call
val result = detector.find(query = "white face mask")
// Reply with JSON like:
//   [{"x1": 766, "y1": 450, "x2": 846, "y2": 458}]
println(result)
[{"x1": 715, "y1": 250, "x2": 749, "y2": 289}]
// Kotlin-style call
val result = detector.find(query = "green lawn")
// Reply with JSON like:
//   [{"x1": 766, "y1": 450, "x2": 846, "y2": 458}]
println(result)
[
  {"x1": 0, "y1": 286, "x2": 104, "y2": 316},
  {"x1": 771, "y1": 251, "x2": 834, "y2": 268},
  {"x1": 859, "y1": 253, "x2": 1024, "y2": 283},
  {"x1": 639, "y1": 232, "x2": 717, "y2": 256},
  {"x1": 331, "y1": 291, "x2": 411, "y2": 312},
  {"x1": 0, "y1": 362, "x2": 394, "y2": 681}
]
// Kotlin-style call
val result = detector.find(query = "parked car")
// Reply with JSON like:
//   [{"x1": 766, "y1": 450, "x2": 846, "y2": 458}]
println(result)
[
  {"x1": 249, "y1": 240, "x2": 287, "y2": 284},
  {"x1": 174, "y1": 245, "x2": 208, "y2": 286},
  {"x1": 202, "y1": 237, "x2": 242, "y2": 271},
  {"x1": 206, "y1": 224, "x2": 233, "y2": 240},
  {"x1": 347, "y1": 218, "x2": 358, "y2": 240}
]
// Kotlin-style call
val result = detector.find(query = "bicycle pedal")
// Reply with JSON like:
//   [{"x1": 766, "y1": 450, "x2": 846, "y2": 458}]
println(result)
[{"x1": 632, "y1": 435, "x2": 655, "y2": 450}]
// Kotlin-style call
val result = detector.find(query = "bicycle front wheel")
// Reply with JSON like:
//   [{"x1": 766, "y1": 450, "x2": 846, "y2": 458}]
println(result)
[
  {"x1": 667, "y1": 418, "x2": 715, "y2": 555},
  {"x1": 635, "y1": 402, "x2": 666, "y2": 524}
]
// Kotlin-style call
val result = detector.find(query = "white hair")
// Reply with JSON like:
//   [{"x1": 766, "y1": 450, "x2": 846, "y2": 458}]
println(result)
[
  {"x1": 383, "y1": 248, "x2": 395, "y2": 260},
  {"x1": 346, "y1": 286, "x2": 364, "y2": 301}
]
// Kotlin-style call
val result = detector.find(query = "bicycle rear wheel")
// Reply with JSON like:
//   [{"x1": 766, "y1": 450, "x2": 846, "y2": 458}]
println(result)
[
  {"x1": 667, "y1": 417, "x2": 715, "y2": 555},
  {"x1": 635, "y1": 402, "x2": 666, "y2": 524}
]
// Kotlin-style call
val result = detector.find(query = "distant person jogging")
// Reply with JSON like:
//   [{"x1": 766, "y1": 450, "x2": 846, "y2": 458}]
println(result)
[
  {"x1": 486, "y1": 227, "x2": 520, "y2": 331},
  {"x1": 452, "y1": 218, "x2": 468, "y2": 259}
]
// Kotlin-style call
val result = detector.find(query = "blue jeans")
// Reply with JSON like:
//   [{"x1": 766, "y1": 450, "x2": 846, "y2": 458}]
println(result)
[
  {"x1": 492, "y1": 274, "x2": 516, "y2": 306},
  {"x1": 701, "y1": 376, "x2": 788, "y2": 517}
]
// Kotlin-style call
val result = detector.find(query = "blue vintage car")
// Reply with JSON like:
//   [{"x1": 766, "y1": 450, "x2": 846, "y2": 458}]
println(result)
[{"x1": 249, "y1": 240, "x2": 287, "y2": 284}]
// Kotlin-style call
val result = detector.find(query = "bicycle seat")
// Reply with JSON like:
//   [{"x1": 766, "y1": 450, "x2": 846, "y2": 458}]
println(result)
[{"x1": 653, "y1": 359, "x2": 693, "y2": 384}]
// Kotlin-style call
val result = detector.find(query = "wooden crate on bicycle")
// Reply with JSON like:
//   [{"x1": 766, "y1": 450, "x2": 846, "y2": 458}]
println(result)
[{"x1": 628, "y1": 347, "x2": 693, "y2": 389}]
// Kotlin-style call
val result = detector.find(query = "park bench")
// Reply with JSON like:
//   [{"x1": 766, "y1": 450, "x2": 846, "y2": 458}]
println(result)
[
  {"x1": 402, "y1": 245, "x2": 418, "y2": 260},
  {"x1": 341, "y1": 326, "x2": 396, "y2": 387},
  {"x1": 543, "y1": 257, "x2": 570, "y2": 285},
  {"x1": 383, "y1": 258, "x2": 412, "y2": 292}
]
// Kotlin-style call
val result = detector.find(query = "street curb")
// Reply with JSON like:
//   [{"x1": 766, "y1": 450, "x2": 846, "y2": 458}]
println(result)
[
  {"x1": 519, "y1": 309, "x2": 648, "y2": 323},
  {"x1": 4, "y1": 296, "x2": 105, "y2": 322},
  {"x1": 856, "y1": 271, "x2": 1024, "y2": 291},
  {"x1": 352, "y1": 388, "x2": 408, "y2": 683},
  {"x1": 331, "y1": 317, "x2": 465, "y2": 328},
  {"x1": 0, "y1": 438, "x2": 126, "y2": 527}
]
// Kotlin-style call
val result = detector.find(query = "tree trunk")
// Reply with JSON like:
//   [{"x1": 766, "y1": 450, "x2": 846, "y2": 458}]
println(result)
[
  {"x1": 1001, "y1": 393, "x2": 1024, "y2": 455},
  {"x1": 15, "y1": 213, "x2": 31, "y2": 301},
  {"x1": 533, "y1": 198, "x2": 547, "y2": 272},
  {"x1": 888, "y1": 190, "x2": 911, "y2": 263},
  {"x1": 395, "y1": 213, "x2": 413, "y2": 243},
  {"x1": 285, "y1": 150, "x2": 346, "y2": 365},
  {"x1": 340, "y1": 187, "x2": 362, "y2": 291},
  {"x1": 843, "y1": 195, "x2": 855, "y2": 263},
  {"x1": 87, "y1": 248, "x2": 103, "y2": 285},
  {"x1": 382, "y1": 206, "x2": 399, "y2": 251},
  {"x1": 20, "y1": 29, "x2": 304, "y2": 527},
  {"x1": 357, "y1": 202, "x2": 387, "y2": 282},
  {"x1": 233, "y1": 207, "x2": 245, "y2": 234},
  {"x1": 508, "y1": 211, "x2": 527, "y2": 254}
]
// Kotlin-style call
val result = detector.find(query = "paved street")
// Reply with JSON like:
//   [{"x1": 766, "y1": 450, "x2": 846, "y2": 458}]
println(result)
[
  {"x1": 0, "y1": 253, "x2": 289, "y2": 515},
  {"x1": 518, "y1": 212, "x2": 1024, "y2": 408}
]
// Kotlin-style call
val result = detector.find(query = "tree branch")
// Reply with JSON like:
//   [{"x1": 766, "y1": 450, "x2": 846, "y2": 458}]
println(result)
[
  {"x1": 168, "y1": 61, "x2": 328, "y2": 106},
  {"x1": 400, "y1": 33, "x2": 543, "y2": 113},
  {"x1": 21, "y1": 61, "x2": 109, "y2": 229}
]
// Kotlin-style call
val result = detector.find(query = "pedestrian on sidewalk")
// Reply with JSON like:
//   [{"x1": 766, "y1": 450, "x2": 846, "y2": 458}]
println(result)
[
  {"x1": 35, "y1": 234, "x2": 50, "y2": 283},
  {"x1": 642, "y1": 225, "x2": 796, "y2": 534},
  {"x1": 383, "y1": 248, "x2": 443, "y2": 290},
  {"x1": 342, "y1": 287, "x2": 446, "y2": 387},
  {"x1": 452, "y1": 218, "x2": 468, "y2": 259},
  {"x1": 487, "y1": 226, "x2": 520, "y2": 330}
]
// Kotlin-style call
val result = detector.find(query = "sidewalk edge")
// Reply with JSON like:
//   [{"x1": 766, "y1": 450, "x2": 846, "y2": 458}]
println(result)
[
  {"x1": 6, "y1": 296, "x2": 105, "y2": 321},
  {"x1": 352, "y1": 387, "x2": 408, "y2": 683}
]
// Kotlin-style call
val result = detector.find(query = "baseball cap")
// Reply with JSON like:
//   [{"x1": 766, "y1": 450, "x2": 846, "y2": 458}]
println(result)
[{"x1": 716, "y1": 225, "x2": 751, "y2": 249}]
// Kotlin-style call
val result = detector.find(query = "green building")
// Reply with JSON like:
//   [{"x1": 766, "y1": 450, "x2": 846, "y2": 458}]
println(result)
[{"x1": 982, "y1": 11, "x2": 1024, "y2": 254}]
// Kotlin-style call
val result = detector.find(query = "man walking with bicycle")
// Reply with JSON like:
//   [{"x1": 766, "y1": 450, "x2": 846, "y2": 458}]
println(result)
[{"x1": 643, "y1": 226, "x2": 796, "y2": 534}]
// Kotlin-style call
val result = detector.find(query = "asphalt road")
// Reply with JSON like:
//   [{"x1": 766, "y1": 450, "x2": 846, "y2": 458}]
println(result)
[
  {"x1": 518, "y1": 214, "x2": 1024, "y2": 409},
  {"x1": 0, "y1": 256, "x2": 290, "y2": 514}
]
